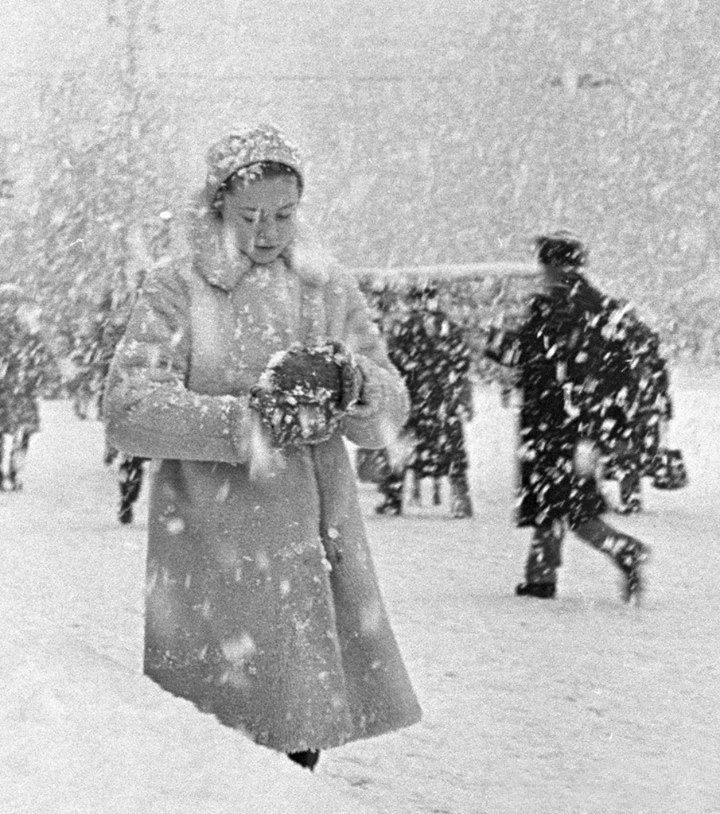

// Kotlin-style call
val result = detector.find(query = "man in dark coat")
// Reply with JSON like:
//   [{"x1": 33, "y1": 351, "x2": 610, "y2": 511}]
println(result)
[
  {"x1": 485, "y1": 232, "x2": 649, "y2": 602},
  {"x1": 376, "y1": 282, "x2": 474, "y2": 518}
]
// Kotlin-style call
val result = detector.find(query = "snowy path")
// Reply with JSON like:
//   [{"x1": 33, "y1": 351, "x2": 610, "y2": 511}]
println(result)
[{"x1": 2, "y1": 364, "x2": 720, "y2": 813}]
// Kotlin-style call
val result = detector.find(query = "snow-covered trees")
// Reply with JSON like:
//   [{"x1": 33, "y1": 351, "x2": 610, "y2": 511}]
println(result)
[{"x1": 21, "y1": 0, "x2": 181, "y2": 402}]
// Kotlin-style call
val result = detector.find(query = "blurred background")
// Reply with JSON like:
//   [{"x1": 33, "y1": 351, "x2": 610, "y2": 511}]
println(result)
[{"x1": 1, "y1": 0, "x2": 718, "y2": 364}]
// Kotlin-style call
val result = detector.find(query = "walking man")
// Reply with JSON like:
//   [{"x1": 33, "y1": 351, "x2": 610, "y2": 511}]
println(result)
[{"x1": 485, "y1": 232, "x2": 649, "y2": 602}]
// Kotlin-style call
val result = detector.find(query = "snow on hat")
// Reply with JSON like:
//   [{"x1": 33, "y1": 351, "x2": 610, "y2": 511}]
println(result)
[
  {"x1": 204, "y1": 124, "x2": 304, "y2": 210},
  {"x1": 535, "y1": 229, "x2": 588, "y2": 268}
]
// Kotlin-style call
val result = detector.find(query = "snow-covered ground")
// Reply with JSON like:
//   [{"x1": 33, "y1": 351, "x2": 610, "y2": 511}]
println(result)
[{"x1": 2, "y1": 363, "x2": 720, "y2": 813}]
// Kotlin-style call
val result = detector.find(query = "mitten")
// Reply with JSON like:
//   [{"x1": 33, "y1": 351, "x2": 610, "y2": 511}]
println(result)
[
  {"x1": 270, "y1": 342, "x2": 343, "y2": 401},
  {"x1": 248, "y1": 342, "x2": 355, "y2": 449}
]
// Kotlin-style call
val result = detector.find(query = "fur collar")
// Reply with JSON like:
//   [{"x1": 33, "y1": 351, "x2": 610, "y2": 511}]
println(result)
[{"x1": 190, "y1": 213, "x2": 331, "y2": 292}]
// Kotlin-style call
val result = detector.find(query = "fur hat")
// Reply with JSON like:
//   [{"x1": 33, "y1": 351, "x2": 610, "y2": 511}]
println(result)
[
  {"x1": 204, "y1": 124, "x2": 304, "y2": 211},
  {"x1": 535, "y1": 230, "x2": 588, "y2": 268}
]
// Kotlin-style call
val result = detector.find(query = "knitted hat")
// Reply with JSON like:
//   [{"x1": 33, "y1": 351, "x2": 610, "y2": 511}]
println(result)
[
  {"x1": 535, "y1": 230, "x2": 588, "y2": 268},
  {"x1": 204, "y1": 124, "x2": 304, "y2": 210}
]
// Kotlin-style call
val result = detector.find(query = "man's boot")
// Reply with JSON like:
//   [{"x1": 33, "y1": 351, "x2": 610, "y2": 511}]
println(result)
[
  {"x1": 575, "y1": 517, "x2": 650, "y2": 603},
  {"x1": 449, "y1": 475, "x2": 472, "y2": 518},
  {"x1": 516, "y1": 522, "x2": 563, "y2": 598},
  {"x1": 375, "y1": 471, "x2": 404, "y2": 516}
]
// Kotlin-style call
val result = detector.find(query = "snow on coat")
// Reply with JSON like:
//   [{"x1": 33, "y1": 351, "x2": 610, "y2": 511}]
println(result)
[
  {"x1": 387, "y1": 306, "x2": 472, "y2": 478},
  {"x1": 102, "y1": 248, "x2": 421, "y2": 752},
  {"x1": 623, "y1": 313, "x2": 673, "y2": 474},
  {"x1": 485, "y1": 271, "x2": 635, "y2": 529}
]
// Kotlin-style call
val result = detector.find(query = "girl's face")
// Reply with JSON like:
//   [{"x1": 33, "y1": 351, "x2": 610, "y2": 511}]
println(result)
[{"x1": 222, "y1": 174, "x2": 300, "y2": 265}]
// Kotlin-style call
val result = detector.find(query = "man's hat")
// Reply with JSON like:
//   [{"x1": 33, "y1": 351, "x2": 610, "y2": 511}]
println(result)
[{"x1": 535, "y1": 230, "x2": 588, "y2": 268}]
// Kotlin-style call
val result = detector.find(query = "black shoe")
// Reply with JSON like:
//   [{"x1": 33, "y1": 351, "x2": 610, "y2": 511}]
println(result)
[
  {"x1": 450, "y1": 494, "x2": 473, "y2": 518},
  {"x1": 375, "y1": 500, "x2": 401, "y2": 516},
  {"x1": 619, "y1": 544, "x2": 650, "y2": 603},
  {"x1": 1, "y1": 476, "x2": 21, "y2": 492},
  {"x1": 515, "y1": 582, "x2": 556, "y2": 599},
  {"x1": 287, "y1": 749, "x2": 320, "y2": 771},
  {"x1": 119, "y1": 505, "x2": 133, "y2": 524}
]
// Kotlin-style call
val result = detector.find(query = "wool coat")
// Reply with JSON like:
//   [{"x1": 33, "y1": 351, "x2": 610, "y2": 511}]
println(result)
[
  {"x1": 103, "y1": 246, "x2": 421, "y2": 752},
  {"x1": 485, "y1": 272, "x2": 636, "y2": 529},
  {"x1": 387, "y1": 306, "x2": 472, "y2": 478}
]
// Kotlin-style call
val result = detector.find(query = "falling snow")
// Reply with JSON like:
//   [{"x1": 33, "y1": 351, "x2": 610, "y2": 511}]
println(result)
[
  {"x1": 2, "y1": 2, "x2": 720, "y2": 812},
  {"x1": 1, "y1": 369, "x2": 719, "y2": 811}
]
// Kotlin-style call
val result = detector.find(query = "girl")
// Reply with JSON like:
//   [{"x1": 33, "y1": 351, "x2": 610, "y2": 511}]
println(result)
[{"x1": 103, "y1": 124, "x2": 421, "y2": 769}]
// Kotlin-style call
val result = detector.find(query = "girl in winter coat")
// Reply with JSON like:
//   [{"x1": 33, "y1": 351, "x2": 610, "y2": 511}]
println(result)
[
  {"x1": 103, "y1": 124, "x2": 421, "y2": 770},
  {"x1": 485, "y1": 232, "x2": 650, "y2": 603}
]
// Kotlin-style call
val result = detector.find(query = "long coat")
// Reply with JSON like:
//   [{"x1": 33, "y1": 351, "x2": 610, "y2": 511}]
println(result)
[
  {"x1": 103, "y1": 247, "x2": 421, "y2": 753},
  {"x1": 485, "y1": 272, "x2": 635, "y2": 529},
  {"x1": 387, "y1": 306, "x2": 472, "y2": 478}
]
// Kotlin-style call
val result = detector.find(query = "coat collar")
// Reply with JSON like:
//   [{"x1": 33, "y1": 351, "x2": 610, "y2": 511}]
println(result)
[{"x1": 195, "y1": 222, "x2": 330, "y2": 293}]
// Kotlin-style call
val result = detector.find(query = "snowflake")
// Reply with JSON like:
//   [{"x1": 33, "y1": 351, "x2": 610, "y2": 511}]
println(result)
[{"x1": 166, "y1": 517, "x2": 185, "y2": 535}]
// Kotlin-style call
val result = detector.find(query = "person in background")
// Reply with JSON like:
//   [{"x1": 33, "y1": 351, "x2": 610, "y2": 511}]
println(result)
[
  {"x1": 376, "y1": 282, "x2": 474, "y2": 518},
  {"x1": 485, "y1": 231, "x2": 649, "y2": 602},
  {"x1": 103, "y1": 123, "x2": 421, "y2": 771},
  {"x1": 94, "y1": 284, "x2": 150, "y2": 526},
  {"x1": 0, "y1": 284, "x2": 53, "y2": 491}
]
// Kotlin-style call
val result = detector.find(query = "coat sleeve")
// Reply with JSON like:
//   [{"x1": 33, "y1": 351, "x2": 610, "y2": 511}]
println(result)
[
  {"x1": 102, "y1": 267, "x2": 251, "y2": 463},
  {"x1": 483, "y1": 324, "x2": 522, "y2": 367},
  {"x1": 443, "y1": 319, "x2": 473, "y2": 412},
  {"x1": 337, "y1": 276, "x2": 410, "y2": 449}
]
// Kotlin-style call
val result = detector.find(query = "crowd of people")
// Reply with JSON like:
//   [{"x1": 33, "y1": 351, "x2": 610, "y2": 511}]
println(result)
[{"x1": 0, "y1": 124, "x2": 689, "y2": 772}]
